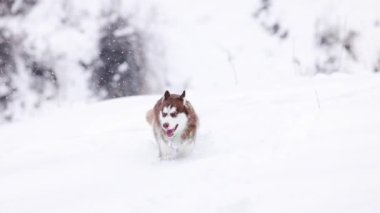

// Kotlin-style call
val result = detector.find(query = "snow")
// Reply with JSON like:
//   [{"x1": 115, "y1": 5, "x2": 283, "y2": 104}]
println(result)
[
  {"x1": 153, "y1": 0, "x2": 380, "y2": 90},
  {"x1": 1, "y1": 74, "x2": 380, "y2": 213},
  {"x1": 2, "y1": 0, "x2": 380, "y2": 119},
  {"x1": 2, "y1": 0, "x2": 380, "y2": 212}
]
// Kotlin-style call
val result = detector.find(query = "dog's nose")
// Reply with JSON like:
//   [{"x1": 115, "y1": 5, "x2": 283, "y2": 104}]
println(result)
[{"x1": 163, "y1": 123, "x2": 169, "y2": 129}]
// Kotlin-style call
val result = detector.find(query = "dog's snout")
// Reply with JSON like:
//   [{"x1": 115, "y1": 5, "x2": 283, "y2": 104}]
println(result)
[{"x1": 163, "y1": 123, "x2": 169, "y2": 129}]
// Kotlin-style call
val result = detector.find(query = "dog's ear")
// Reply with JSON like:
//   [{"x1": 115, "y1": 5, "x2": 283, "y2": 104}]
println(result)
[
  {"x1": 180, "y1": 90, "x2": 186, "y2": 99},
  {"x1": 164, "y1": 90, "x2": 170, "y2": 100}
]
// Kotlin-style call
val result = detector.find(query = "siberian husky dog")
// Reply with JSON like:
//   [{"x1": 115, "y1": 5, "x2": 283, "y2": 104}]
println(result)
[{"x1": 146, "y1": 90, "x2": 198, "y2": 159}]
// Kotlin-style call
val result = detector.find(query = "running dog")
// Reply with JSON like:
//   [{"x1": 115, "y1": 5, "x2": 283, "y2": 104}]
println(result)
[{"x1": 146, "y1": 90, "x2": 198, "y2": 159}]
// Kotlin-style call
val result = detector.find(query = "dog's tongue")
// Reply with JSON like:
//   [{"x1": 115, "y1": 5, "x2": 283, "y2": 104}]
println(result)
[{"x1": 166, "y1": 129, "x2": 174, "y2": 137}]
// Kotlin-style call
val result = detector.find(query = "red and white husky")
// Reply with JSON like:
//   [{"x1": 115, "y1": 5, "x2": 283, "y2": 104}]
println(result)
[{"x1": 146, "y1": 90, "x2": 198, "y2": 159}]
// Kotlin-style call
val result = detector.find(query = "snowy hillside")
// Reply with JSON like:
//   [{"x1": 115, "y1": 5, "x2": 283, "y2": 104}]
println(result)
[
  {"x1": 2, "y1": 0, "x2": 380, "y2": 122},
  {"x1": 1, "y1": 73, "x2": 380, "y2": 213}
]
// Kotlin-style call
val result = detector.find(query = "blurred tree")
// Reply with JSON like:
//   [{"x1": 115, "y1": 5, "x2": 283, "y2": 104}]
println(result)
[
  {"x1": 315, "y1": 21, "x2": 358, "y2": 74},
  {"x1": 0, "y1": 0, "x2": 37, "y2": 16},
  {"x1": 91, "y1": 17, "x2": 146, "y2": 99},
  {"x1": 0, "y1": 29, "x2": 16, "y2": 120},
  {"x1": 253, "y1": 0, "x2": 288, "y2": 40}
]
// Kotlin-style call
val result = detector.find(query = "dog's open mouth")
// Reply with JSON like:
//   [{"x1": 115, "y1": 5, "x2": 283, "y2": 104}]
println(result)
[{"x1": 165, "y1": 124, "x2": 178, "y2": 137}]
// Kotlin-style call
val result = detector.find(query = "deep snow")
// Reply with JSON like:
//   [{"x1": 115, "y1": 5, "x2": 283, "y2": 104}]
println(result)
[
  {"x1": 2, "y1": 0, "x2": 380, "y2": 212},
  {"x1": 1, "y1": 74, "x2": 380, "y2": 213}
]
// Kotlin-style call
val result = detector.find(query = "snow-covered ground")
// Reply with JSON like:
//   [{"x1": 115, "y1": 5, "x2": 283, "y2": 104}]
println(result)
[
  {"x1": 2, "y1": 0, "x2": 380, "y2": 212},
  {"x1": 1, "y1": 73, "x2": 380, "y2": 213}
]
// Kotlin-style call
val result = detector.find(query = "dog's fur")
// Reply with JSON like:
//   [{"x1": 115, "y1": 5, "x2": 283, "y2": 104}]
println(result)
[{"x1": 146, "y1": 90, "x2": 198, "y2": 159}]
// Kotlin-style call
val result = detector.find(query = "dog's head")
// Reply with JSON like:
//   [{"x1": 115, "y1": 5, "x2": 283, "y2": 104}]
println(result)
[{"x1": 159, "y1": 90, "x2": 188, "y2": 138}]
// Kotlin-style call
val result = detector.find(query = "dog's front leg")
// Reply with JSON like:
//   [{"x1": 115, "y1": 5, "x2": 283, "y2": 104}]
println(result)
[
  {"x1": 158, "y1": 138, "x2": 166, "y2": 159},
  {"x1": 158, "y1": 140, "x2": 164, "y2": 159},
  {"x1": 158, "y1": 139, "x2": 173, "y2": 160},
  {"x1": 153, "y1": 129, "x2": 166, "y2": 159}
]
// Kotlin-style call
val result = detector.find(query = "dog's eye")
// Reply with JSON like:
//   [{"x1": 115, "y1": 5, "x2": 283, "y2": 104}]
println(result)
[
  {"x1": 170, "y1": 112, "x2": 177, "y2": 117},
  {"x1": 162, "y1": 113, "x2": 168, "y2": 117}
]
